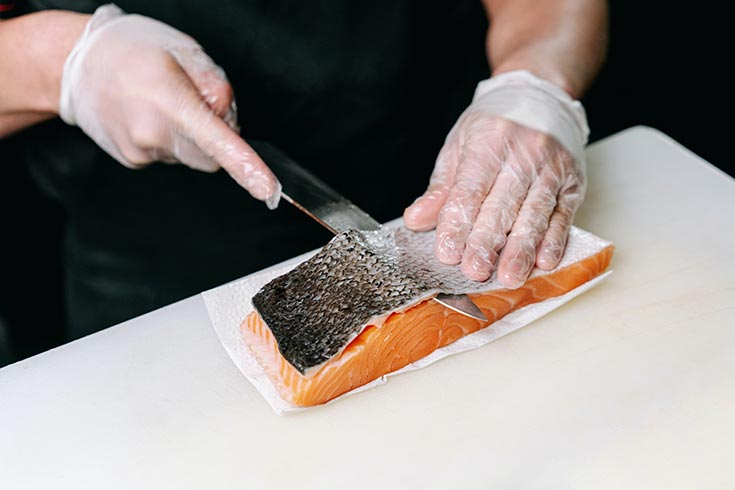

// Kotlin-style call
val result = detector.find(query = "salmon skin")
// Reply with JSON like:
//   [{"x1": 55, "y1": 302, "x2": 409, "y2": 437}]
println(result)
[
  {"x1": 252, "y1": 229, "x2": 431, "y2": 375},
  {"x1": 249, "y1": 227, "x2": 614, "y2": 406},
  {"x1": 253, "y1": 226, "x2": 540, "y2": 375}
]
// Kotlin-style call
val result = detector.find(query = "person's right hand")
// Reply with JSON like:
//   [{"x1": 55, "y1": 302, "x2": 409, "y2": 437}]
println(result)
[{"x1": 59, "y1": 4, "x2": 280, "y2": 208}]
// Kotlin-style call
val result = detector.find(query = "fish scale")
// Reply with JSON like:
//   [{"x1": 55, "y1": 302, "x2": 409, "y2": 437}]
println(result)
[{"x1": 252, "y1": 226, "x2": 498, "y2": 375}]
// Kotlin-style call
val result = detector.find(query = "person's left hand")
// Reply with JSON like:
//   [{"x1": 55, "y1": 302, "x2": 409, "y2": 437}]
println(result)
[{"x1": 403, "y1": 71, "x2": 588, "y2": 288}]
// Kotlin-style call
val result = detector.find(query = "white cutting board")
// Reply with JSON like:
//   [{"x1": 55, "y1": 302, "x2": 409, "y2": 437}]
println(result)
[{"x1": 1, "y1": 127, "x2": 734, "y2": 489}]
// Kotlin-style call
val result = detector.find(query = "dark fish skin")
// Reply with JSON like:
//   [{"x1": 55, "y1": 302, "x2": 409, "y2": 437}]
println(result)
[
  {"x1": 250, "y1": 225, "x2": 599, "y2": 378},
  {"x1": 252, "y1": 230, "x2": 432, "y2": 375},
  {"x1": 251, "y1": 224, "x2": 502, "y2": 375}
]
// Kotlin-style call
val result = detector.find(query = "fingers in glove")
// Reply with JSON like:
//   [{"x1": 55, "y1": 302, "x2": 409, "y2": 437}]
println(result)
[
  {"x1": 458, "y1": 153, "x2": 531, "y2": 281},
  {"x1": 172, "y1": 47, "x2": 238, "y2": 130},
  {"x1": 161, "y1": 132, "x2": 220, "y2": 172},
  {"x1": 536, "y1": 179, "x2": 583, "y2": 270},
  {"x1": 495, "y1": 166, "x2": 562, "y2": 288},
  {"x1": 123, "y1": 59, "x2": 226, "y2": 173},
  {"x1": 433, "y1": 135, "x2": 507, "y2": 264},
  {"x1": 404, "y1": 133, "x2": 460, "y2": 232},
  {"x1": 172, "y1": 78, "x2": 280, "y2": 208}
]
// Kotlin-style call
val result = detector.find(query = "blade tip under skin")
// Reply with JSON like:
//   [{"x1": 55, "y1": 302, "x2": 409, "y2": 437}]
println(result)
[{"x1": 434, "y1": 293, "x2": 489, "y2": 322}]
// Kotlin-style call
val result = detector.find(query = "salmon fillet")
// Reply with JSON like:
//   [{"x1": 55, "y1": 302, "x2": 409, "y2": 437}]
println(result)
[{"x1": 241, "y1": 245, "x2": 614, "y2": 407}]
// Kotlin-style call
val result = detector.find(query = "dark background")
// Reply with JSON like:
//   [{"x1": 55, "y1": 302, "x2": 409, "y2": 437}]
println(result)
[{"x1": 0, "y1": 2, "x2": 729, "y2": 366}]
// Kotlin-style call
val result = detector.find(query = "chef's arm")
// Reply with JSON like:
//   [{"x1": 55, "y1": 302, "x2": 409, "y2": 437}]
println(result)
[
  {"x1": 0, "y1": 12, "x2": 90, "y2": 137},
  {"x1": 482, "y1": 0, "x2": 608, "y2": 98}
]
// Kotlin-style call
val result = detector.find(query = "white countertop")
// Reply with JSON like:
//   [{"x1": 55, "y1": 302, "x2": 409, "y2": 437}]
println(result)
[{"x1": 1, "y1": 126, "x2": 733, "y2": 489}]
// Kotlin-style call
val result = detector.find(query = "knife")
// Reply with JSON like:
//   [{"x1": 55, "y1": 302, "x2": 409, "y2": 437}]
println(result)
[{"x1": 254, "y1": 142, "x2": 488, "y2": 322}]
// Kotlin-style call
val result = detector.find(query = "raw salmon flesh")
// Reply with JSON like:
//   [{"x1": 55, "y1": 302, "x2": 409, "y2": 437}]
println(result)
[{"x1": 241, "y1": 245, "x2": 613, "y2": 407}]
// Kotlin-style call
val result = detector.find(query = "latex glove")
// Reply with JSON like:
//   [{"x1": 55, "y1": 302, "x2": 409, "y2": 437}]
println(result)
[
  {"x1": 404, "y1": 70, "x2": 589, "y2": 288},
  {"x1": 59, "y1": 4, "x2": 280, "y2": 208}
]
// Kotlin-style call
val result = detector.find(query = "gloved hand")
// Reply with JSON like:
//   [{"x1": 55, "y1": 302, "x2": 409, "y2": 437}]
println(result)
[
  {"x1": 404, "y1": 71, "x2": 589, "y2": 288},
  {"x1": 59, "y1": 4, "x2": 280, "y2": 208}
]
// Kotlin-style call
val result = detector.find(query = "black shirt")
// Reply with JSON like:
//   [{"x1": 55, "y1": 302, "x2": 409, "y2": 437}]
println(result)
[{"x1": 13, "y1": 0, "x2": 488, "y2": 335}]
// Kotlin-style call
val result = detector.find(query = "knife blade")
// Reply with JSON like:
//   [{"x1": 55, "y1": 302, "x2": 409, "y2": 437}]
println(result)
[{"x1": 255, "y1": 142, "x2": 488, "y2": 322}]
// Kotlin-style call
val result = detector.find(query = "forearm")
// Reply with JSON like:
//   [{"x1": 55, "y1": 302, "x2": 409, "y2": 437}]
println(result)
[
  {"x1": 0, "y1": 11, "x2": 89, "y2": 137},
  {"x1": 483, "y1": 0, "x2": 608, "y2": 98}
]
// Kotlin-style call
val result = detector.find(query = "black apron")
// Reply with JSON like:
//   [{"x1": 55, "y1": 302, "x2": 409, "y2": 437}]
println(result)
[{"x1": 15, "y1": 0, "x2": 488, "y2": 337}]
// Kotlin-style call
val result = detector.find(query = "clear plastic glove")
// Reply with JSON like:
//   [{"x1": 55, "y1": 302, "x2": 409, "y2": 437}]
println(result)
[
  {"x1": 404, "y1": 71, "x2": 589, "y2": 288},
  {"x1": 59, "y1": 4, "x2": 280, "y2": 208}
]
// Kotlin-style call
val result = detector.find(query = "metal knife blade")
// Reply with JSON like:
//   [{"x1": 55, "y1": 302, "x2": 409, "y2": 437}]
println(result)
[
  {"x1": 254, "y1": 143, "x2": 380, "y2": 234},
  {"x1": 255, "y1": 142, "x2": 488, "y2": 322}
]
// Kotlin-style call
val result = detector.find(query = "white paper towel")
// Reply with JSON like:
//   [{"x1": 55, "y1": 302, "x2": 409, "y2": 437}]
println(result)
[{"x1": 202, "y1": 221, "x2": 613, "y2": 415}]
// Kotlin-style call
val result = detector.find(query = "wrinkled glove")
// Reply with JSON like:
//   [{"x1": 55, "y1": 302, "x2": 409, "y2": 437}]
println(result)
[
  {"x1": 59, "y1": 4, "x2": 280, "y2": 208},
  {"x1": 404, "y1": 70, "x2": 589, "y2": 288}
]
